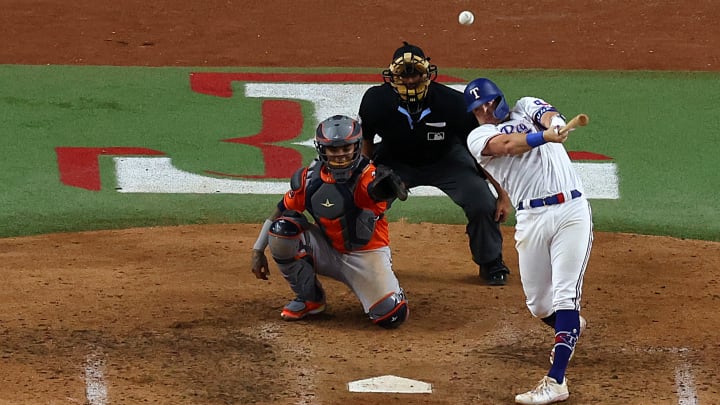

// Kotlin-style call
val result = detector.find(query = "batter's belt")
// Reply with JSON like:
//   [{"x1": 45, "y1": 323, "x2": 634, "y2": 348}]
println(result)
[{"x1": 517, "y1": 189, "x2": 582, "y2": 211}]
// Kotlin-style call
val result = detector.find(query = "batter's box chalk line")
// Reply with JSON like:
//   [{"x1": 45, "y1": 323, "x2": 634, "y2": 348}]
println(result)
[{"x1": 85, "y1": 351, "x2": 108, "y2": 405}]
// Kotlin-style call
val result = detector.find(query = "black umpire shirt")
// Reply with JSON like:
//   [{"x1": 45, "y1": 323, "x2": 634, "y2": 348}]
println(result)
[{"x1": 359, "y1": 81, "x2": 478, "y2": 166}]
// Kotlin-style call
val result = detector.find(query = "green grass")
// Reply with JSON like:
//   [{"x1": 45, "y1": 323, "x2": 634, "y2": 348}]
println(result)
[{"x1": 1, "y1": 65, "x2": 718, "y2": 241}]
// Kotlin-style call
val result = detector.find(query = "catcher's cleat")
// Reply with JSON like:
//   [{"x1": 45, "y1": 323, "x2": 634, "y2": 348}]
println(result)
[
  {"x1": 549, "y1": 316, "x2": 587, "y2": 365},
  {"x1": 515, "y1": 376, "x2": 569, "y2": 405},
  {"x1": 280, "y1": 298, "x2": 326, "y2": 321},
  {"x1": 479, "y1": 257, "x2": 510, "y2": 286}
]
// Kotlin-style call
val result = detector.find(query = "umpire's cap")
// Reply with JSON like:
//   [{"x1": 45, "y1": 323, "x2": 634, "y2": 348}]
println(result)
[{"x1": 392, "y1": 41, "x2": 426, "y2": 60}]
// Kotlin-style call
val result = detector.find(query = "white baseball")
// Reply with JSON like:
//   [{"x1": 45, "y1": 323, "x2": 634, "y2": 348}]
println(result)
[{"x1": 458, "y1": 10, "x2": 474, "y2": 26}]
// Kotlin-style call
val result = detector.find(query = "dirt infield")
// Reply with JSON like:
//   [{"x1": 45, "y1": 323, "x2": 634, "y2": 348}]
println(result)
[{"x1": 2, "y1": 1, "x2": 719, "y2": 404}]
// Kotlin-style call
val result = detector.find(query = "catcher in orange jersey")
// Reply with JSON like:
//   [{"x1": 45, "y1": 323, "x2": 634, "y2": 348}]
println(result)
[{"x1": 250, "y1": 115, "x2": 409, "y2": 328}]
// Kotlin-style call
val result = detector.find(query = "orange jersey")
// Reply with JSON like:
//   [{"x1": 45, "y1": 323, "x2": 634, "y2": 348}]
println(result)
[{"x1": 280, "y1": 158, "x2": 389, "y2": 253}]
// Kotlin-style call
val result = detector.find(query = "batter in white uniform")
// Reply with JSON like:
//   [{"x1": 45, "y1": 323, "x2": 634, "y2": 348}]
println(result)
[{"x1": 463, "y1": 78, "x2": 593, "y2": 405}]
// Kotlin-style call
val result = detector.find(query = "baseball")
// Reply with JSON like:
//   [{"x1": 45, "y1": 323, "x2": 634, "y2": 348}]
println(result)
[{"x1": 458, "y1": 10, "x2": 474, "y2": 26}]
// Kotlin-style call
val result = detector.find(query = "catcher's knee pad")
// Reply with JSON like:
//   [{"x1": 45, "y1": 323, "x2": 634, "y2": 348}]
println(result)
[
  {"x1": 268, "y1": 213, "x2": 308, "y2": 264},
  {"x1": 368, "y1": 289, "x2": 409, "y2": 329}
]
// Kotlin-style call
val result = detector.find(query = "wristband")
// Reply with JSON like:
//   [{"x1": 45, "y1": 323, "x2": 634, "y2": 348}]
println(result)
[
  {"x1": 526, "y1": 131, "x2": 547, "y2": 148},
  {"x1": 253, "y1": 219, "x2": 274, "y2": 251}
]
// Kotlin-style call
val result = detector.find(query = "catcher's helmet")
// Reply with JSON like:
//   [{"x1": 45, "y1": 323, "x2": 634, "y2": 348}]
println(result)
[
  {"x1": 382, "y1": 41, "x2": 437, "y2": 113},
  {"x1": 464, "y1": 77, "x2": 510, "y2": 120},
  {"x1": 315, "y1": 115, "x2": 363, "y2": 183}
]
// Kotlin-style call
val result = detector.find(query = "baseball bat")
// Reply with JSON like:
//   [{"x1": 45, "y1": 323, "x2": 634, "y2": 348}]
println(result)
[{"x1": 559, "y1": 114, "x2": 589, "y2": 135}]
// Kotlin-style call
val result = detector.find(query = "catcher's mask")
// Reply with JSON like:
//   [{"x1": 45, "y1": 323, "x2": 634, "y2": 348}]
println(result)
[
  {"x1": 382, "y1": 41, "x2": 437, "y2": 114},
  {"x1": 315, "y1": 115, "x2": 363, "y2": 183},
  {"x1": 464, "y1": 77, "x2": 510, "y2": 120}
]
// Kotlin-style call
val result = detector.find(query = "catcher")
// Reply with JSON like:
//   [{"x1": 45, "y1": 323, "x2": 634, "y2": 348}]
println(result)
[{"x1": 250, "y1": 115, "x2": 409, "y2": 328}]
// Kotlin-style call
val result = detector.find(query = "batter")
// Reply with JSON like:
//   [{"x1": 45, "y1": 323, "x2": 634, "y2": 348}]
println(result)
[{"x1": 464, "y1": 78, "x2": 593, "y2": 404}]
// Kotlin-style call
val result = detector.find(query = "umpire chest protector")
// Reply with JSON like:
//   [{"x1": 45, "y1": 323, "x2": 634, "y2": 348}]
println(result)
[
  {"x1": 292, "y1": 158, "x2": 379, "y2": 251},
  {"x1": 360, "y1": 82, "x2": 476, "y2": 165}
]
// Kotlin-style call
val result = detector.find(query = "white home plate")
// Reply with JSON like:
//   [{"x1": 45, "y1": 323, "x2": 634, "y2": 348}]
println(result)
[{"x1": 347, "y1": 375, "x2": 432, "y2": 394}]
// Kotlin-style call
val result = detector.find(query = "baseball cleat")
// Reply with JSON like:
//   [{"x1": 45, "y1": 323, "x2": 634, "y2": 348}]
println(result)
[
  {"x1": 280, "y1": 299, "x2": 326, "y2": 321},
  {"x1": 486, "y1": 271, "x2": 508, "y2": 285},
  {"x1": 479, "y1": 257, "x2": 510, "y2": 286},
  {"x1": 515, "y1": 376, "x2": 569, "y2": 404},
  {"x1": 549, "y1": 315, "x2": 586, "y2": 365}
]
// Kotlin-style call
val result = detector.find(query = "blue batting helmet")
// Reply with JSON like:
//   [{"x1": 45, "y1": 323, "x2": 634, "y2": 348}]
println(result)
[{"x1": 463, "y1": 78, "x2": 510, "y2": 120}]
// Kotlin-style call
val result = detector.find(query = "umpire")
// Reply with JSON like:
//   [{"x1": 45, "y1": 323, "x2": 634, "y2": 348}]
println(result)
[{"x1": 358, "y1": 41, "x2": 511, "y2": 285}]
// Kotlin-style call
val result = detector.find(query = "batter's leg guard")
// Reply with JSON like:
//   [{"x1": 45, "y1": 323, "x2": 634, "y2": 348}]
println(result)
[{"x1": 368, "y1": 289, "x2": 409, "y2": 329}]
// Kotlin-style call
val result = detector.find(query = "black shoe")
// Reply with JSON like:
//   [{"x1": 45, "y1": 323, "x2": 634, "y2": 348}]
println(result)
[{"x1": 480, "y1": 257, "x2": 510, "y2": 286}]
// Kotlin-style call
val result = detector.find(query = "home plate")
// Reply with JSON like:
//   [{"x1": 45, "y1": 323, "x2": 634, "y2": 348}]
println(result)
[{"x1": 347, "y1": 375, "x2": 432, "y2": 394}]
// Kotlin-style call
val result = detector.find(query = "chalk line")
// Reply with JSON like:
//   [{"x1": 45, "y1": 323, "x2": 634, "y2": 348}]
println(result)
[
  {"x1": 674, "y1": 348, "x2": 698, "y2": 405},
  {"x1": 85, "y1": 352, "x2": 108, "y2": 405}
]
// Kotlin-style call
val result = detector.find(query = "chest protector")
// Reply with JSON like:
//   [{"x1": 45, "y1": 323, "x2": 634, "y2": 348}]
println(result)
[{"x1": 296, "y1": 158, "x2": 379, "y2": 251}]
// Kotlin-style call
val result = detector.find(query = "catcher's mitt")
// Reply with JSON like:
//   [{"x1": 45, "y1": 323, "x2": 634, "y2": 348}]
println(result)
[{"x1": 367, "y1": 165, "x2": 408, "y2": 202}]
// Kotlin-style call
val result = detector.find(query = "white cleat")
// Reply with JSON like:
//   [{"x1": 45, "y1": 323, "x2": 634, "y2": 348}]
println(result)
[
  {"x1": 549, "y1": 315, "x2": 586, "y2": 365},
  {"x1": 515, "y1": 376, "x2": 569, "y2": 404}
]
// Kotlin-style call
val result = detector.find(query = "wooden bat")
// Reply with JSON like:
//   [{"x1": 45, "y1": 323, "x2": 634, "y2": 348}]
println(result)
[{"x1": 558, "y1": 114, "x2": 589, "y2": 135}]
